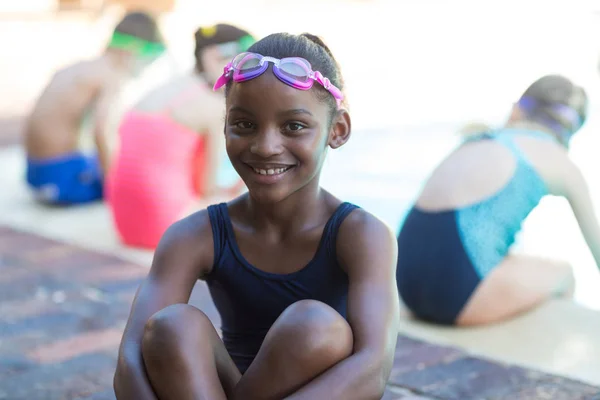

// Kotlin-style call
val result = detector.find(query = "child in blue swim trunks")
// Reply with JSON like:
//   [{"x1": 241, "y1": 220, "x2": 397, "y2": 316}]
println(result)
[{"x1": 24, "y1": 11, "x2": 165, "y2": 205}]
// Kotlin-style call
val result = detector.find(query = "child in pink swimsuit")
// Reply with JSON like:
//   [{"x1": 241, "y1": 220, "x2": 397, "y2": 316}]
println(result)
[{"x1": 106, "y1": 24, "x2": 254, "y2": 248}]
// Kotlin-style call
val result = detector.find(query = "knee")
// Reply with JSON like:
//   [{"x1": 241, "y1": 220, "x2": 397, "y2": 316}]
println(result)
[
  {"x1": 142, "y1": 304, "x2": 212, "y2": 359},
  {"x1": 274, "y1": 300, "x2": 353, "y2": 362}
]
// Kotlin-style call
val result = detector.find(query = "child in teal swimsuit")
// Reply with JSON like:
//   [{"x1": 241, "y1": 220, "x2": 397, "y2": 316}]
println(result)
[{"x1": 397, "y1": 75, "x2": 600, "y2": 326}]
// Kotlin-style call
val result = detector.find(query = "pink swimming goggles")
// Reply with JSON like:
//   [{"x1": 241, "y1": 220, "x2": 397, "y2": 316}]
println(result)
[{"x1": 213, "y1": 52, "x2": 344, "y2": 106}]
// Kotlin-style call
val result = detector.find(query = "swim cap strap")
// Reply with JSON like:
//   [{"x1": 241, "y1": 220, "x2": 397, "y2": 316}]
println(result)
[
  {"x1": 518, "y1": 96, "x2": 583, "y2": 142},
  {"x1": 109, "y1": 32, "x2": 165, "y2": 58}
]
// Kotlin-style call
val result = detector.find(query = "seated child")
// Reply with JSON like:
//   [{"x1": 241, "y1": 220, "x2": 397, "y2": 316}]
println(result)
[
  {"x1": 113, "y1": 32, "x2": 400, "y2": 399},
  {"x1": 106, "y1": 24, "x2": 254, "y2": 249},
  {"x1": 24, "y1": 11, "x2": 165, "y2": 205}
]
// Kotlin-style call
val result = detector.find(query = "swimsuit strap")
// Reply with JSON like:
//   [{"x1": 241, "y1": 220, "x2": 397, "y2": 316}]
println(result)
[
  {"x1": 465, "y1": 129, "x2": 544, "y2": 165},
  {"x1": 493, "y1": 129, "x2": 557, "y2": 166},
  {"x1": 493, "y1": 133, "x2": 528, "y2": 161}
]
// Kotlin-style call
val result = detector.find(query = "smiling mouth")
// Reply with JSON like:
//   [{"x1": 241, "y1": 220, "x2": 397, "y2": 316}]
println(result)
[{"x1": 248, "y1": 165, "x2": 295, "y2": 176}]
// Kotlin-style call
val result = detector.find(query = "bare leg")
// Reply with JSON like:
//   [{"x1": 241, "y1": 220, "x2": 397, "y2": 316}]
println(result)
[
  {"x1": 141, "y1": 300, "x2": 353, "y2": 400},
  {"x1": 234, "y1": 300, "x2": 354, "y2": 400},
  {"x1": 141, "y1": 304, "x2": 240, "y2": 400},
  {"x1": 457, "y1": 255, "x2": 575, "y2": 326}
]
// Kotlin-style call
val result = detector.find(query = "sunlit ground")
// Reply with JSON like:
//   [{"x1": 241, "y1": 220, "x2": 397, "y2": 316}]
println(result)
[{"x1": 2, "y1": 0, "x2": 600, "y2": 309}]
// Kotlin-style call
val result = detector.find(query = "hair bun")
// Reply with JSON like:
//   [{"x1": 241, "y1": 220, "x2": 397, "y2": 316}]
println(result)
[
  {"x1": 300, "y1": 33, "x2": 334, "y2": 57},
  {"x1": 194, "y1": 24, "x2": 252, "y2": 50},
  {"x1": 198, "y1": 25, "x2": 218, "y2": 38}
]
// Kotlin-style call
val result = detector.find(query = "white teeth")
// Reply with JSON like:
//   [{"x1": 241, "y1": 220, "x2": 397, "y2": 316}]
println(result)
[{"x1": 252, "y1": 166, "x2": 291, "y2": 176}]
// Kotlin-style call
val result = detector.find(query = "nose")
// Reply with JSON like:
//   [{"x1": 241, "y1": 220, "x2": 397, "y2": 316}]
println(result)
[{"x1": 250, "y1": 127, "x2": 284, "y2": 158}]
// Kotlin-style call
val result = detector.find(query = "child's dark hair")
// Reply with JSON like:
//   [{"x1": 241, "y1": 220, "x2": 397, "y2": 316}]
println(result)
[
  {"x1": 194, "y1": 24, "x2": 253, "y2": 73},
  {"x1": 518, "y1": 75, "x2": 588, "y2": 137},
  {"x1": 226, "y1": 32, "x2": 345, "y2": 117},
  {"x1": 113, "y1": 11, "x2": 162, "y2": 44}
]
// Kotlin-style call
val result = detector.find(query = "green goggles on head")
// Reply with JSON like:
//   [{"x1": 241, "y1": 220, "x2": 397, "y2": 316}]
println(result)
[
  {"x1": 215, "y1": 34, "x2": 255, "y2": 58},
  {"x1": 109, "y1": 32, "x2": 166, "y2": 58}
]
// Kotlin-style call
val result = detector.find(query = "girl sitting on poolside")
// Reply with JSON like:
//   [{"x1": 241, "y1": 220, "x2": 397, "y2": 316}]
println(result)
[
  {"x1": 397, "y1": 75, "x2": 599, "y2": 326},
  {"x1": 114, "y1": 32, "x2": 400, "y2": 399}
]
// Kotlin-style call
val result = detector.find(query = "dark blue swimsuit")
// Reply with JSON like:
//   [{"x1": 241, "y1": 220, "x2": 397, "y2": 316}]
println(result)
[
  {"x1": 397, "y1": 129, "x2": 554, "y2": 324},
  {"x1": 206, "y1": 202, "x2": 358, "y2": 373}
]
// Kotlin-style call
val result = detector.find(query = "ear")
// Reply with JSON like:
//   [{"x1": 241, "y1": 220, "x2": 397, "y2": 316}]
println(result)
[{"x1": 328, "y1": 108, "x2": 351, "y2": 149}]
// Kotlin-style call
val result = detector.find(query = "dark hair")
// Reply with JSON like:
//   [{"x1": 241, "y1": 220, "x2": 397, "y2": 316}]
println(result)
[
  {"x1": 113, "y1": 11, "x2": 162, "y2": 44},
  {"x1": 518, "y1": 75, "x2": 588, "y2": 139},
  {"x1": 225, "y1": 32, "x2": 345, "y2": 116},
  {"x1": 194, "y1": 24, "x2": 252, "y2": 73}
]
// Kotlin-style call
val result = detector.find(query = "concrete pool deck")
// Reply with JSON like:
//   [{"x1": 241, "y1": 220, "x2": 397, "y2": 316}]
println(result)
[
  {"x1": 1, "y1": 225, "x2": 599, "y2": 399},
  {"x1": 2, "y1": 138, "x2": 600, "y2": 389}
]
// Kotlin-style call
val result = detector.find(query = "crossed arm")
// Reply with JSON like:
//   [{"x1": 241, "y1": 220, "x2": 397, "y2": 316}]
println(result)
[
  {"x1": 285, "y1": 209, "x2": 400, "y2": 400},
  {"x1": 114, "y1": 208, "x2": 400, "y2": 399},
  {"x1": 113, "y1": 214, "x2": 212, "y2": 399}
]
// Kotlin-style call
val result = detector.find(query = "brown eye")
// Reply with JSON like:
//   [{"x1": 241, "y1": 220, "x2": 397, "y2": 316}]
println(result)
[
  {"x1": 285, "y1": 122, "x2": 305, "y2": 132},
  {"x1": 235, "y1": 121, "x2": 255, "y2": 130}
]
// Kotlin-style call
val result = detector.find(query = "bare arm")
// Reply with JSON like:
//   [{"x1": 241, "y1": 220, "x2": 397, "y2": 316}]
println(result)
[
  {"x1": 113, "y1": 212, "x2": 214, "y2": 399},
  {"x1": 92, "y1": 84, "x2": 118, "y2": 176},
  {"x1": 286, "y1": 209, "x2": 400, "y2": 400},
  {"x1": 563, "y1": 163, "x2": 600, "y2": 269}
]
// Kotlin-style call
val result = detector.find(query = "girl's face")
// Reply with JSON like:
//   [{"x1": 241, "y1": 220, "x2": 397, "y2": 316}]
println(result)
[
  {"x1": 201, "y1": 45, "x2": 235, "y2": 85},
  {"x1": 225, "y1": 69, "x2": 350, "y2": 204}
]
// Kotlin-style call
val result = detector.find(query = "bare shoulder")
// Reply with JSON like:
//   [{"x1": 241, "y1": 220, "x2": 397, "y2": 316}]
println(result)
[
  {"x1": 518, "y1": 136, "x2": 579, "y2": 196},
  {"x1": 152, "y1": 208, "x2": 216, "y2": 279},
  {"x1": 194, "y1": 80, "x2": 224, "y2": 111},
  {"x1": 336, "y1": 207, "x2": 397, "y2": 274},
  {"x1": 56, "y1": 59, "x2": 103, "y2": 82},
  {"x1": 338, "y1": 208, "x2": 396, "y2": 247},
  {"x1": 43, "y1": 60, "x2": 109, "y2": 103}
]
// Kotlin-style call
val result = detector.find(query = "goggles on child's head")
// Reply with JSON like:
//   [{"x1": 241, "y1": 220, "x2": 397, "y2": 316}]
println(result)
[
  {"x1": 109, "y1": 32, "x2": 166, "y2": 58},
  {"x1": 518, "y1": 96, "x2": 584, "y2": 143},
  {"x1": 213, "y1": 52, "x2": 343, "y2": 106}
]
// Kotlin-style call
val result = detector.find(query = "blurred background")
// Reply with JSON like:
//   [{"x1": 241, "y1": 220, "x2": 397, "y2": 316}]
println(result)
[
  {"x1": 2, "y1": 0, "x2": 600, "y2": 397},
  {"x1": 4, "y1": 0, "x2": 600, "y2": 306}
]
